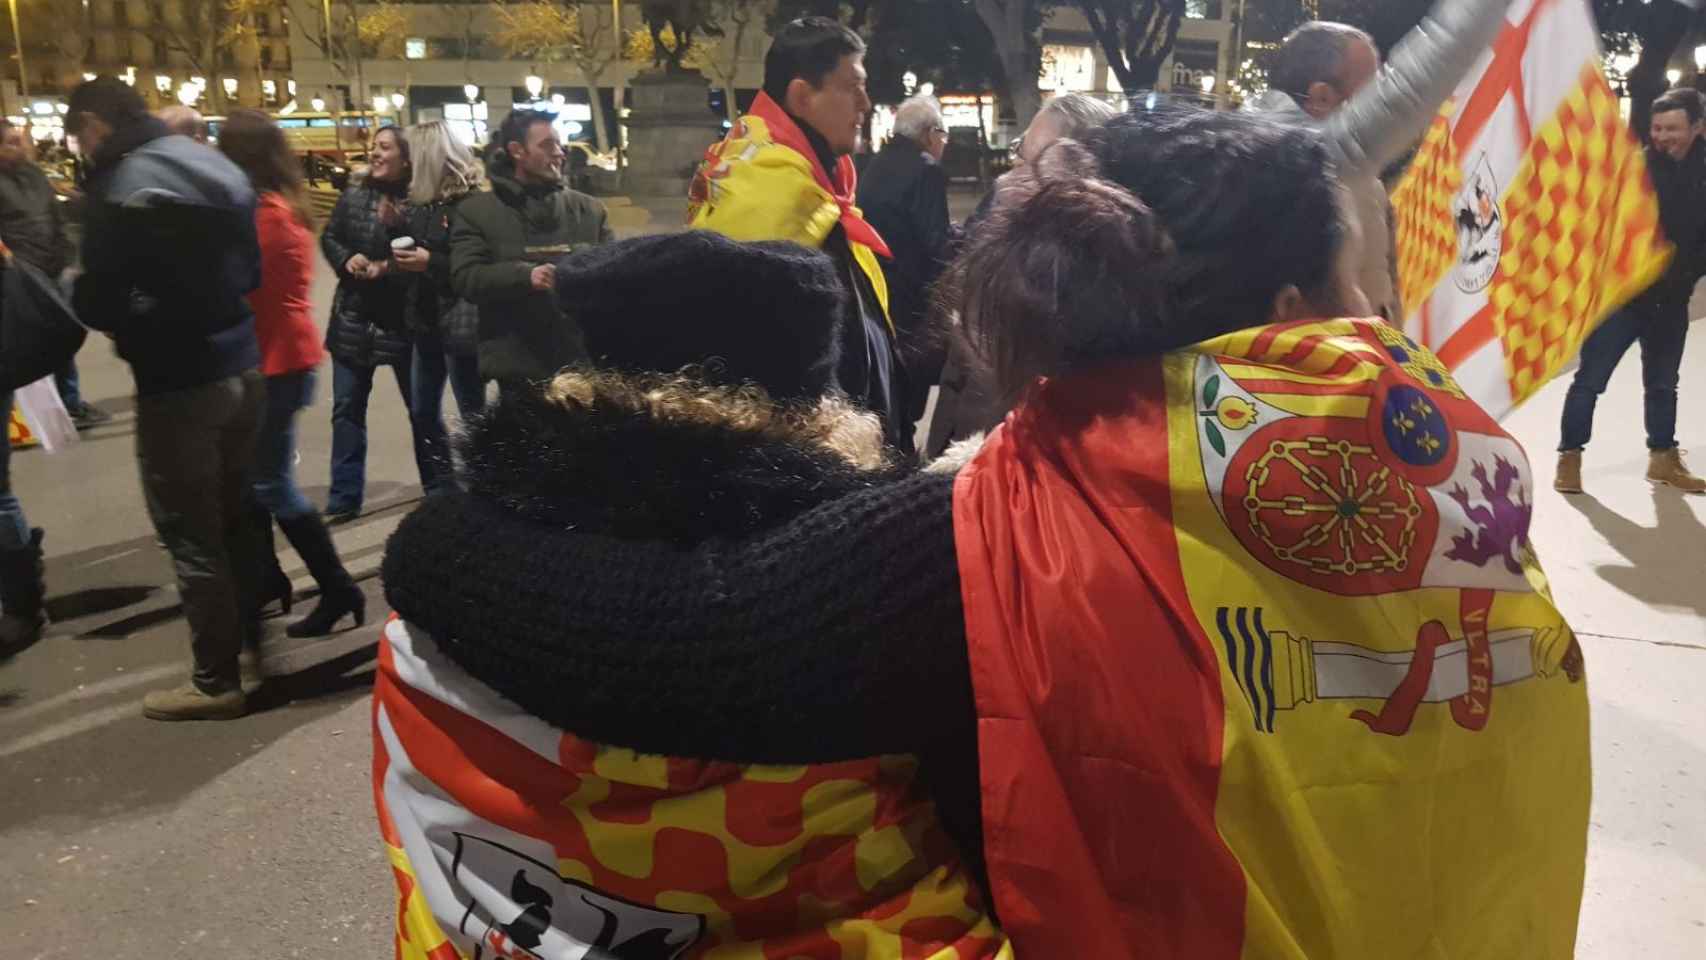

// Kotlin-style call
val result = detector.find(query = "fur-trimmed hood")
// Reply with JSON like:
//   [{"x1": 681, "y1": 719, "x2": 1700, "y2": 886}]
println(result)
[{"x1": 456, "y1": 374, "x2": 903, "y2": 544}]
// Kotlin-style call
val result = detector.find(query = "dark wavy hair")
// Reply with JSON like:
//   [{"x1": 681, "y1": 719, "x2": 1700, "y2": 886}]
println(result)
[
  {"x1": 219, "y1": 108, "x2": 314, "y2": 227},
  {"x1": 762, "y1": 17, "x2": 865, "y2": 104},
  {"x1": 939, "y1": 103, "x2": 1352, "y2": 400}
]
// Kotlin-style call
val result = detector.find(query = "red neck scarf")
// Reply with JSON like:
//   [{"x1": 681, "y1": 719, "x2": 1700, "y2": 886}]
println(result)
[{"x1": 748, "y1": 93, "x2": 891, "y2": 259}]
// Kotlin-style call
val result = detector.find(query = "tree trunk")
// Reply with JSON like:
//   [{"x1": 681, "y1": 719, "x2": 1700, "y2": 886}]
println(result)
[
  {"x1": 586, "y1": 79, "x2": 611, "y2": 152},
  {"x1": 974, "y1": 0, "x2": 1041, "y2": 130},
  {"x1": 238, "y1": 10, "x2": 264, "y2": 108},
  {"x1": 1627, "y1": 3, "x2": 1693, "y2": 142}
]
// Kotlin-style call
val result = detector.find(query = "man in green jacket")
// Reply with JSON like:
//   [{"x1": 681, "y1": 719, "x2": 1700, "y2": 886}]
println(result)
[{"x1": 450, "y1": 108, "x2": 613, "y2": 387}]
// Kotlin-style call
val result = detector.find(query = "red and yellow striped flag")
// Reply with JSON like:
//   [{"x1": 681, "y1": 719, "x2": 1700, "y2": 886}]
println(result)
[{"x1": 1392, "y1": 0, "x2": 1670, "y2": 418}]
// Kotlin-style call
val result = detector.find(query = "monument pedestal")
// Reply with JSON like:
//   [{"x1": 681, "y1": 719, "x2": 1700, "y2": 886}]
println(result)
[{"x1": 623, "y1": 69, "x2": 725, "y2": 199}]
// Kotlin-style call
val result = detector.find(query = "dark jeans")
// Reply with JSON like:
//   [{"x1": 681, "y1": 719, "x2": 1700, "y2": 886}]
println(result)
[
  {"x1": 136, "y1": 371, "x2": 266, "y2": 694},
  {"x1": 252, "y1": 369, "x2": 318, "y2": 521},
  {"x1": 0, "y1": 392, "x2": 29, "y2": 550},
  {"x1": 410, "y1": 337, "x2": 485, "y2": 495},
  {"x1": 1559, "y1": 302, "x2": 1688, "y2": 452},
  {"x1": 55, "y1": 358, "x2": 82, "y2": 413},
  {"x1": 328, "y1": 357, "x2": 442, "y2": 513}
]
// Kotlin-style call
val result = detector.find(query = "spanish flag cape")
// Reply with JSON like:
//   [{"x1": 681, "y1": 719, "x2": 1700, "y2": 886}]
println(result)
[
  {"x1": 954, "y1": 317, "x2": 1591, "y2": 958},
  {"x1": 688, "y1": 93, "x2": 891, "y2": 326}
]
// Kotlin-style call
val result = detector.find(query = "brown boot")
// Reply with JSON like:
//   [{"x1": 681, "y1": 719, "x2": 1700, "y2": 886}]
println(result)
[
  {"x1": 1648, "y1": 448, "x2": 1706, "y2": 494},
  {"x1": 238, "y1": 648, "x2": 264, "y2": 694},
  {"x1": 142, "y1": 683, "x2": 247, "y2": 721},
  {"x1": 1554, "y1": 450, "x2": 1584, "y2": 494}
]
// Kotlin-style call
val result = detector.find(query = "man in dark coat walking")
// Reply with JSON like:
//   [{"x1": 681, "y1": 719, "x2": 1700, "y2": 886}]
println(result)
[
  {"x1": 68, "y1": 77, "x2": 265, "y2": 721},
  {"x1": 856, "y1": 94, "x2": 955, "y2": 430}
]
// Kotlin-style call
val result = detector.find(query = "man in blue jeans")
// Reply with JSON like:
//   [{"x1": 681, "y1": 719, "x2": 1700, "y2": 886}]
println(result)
[
  {"x1": 1557, "y1": 89, "x2": 1706, "y2": 495},
  {"x1": 0, "y1": 389, "x2": 45, "y2": 655}
]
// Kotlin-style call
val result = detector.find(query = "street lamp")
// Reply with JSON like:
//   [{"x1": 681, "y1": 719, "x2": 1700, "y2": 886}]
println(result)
[
  {"x1": 1200, "y1": 73, "x2": 1217, "y2": 94},
  {"x1": 1667, "y1": 68, "x2": 1682, "y2": 86},
  {"x1": 373, "y1": 94, "x2": 389, "y2": 114},
  {"x1": 176, "y1": 83, "x2": 198, "y2": 107},
  {"x1": 525, "y1": 74, "x2": 544, "y2": 100},
  {"x1": 464, "y1": 83, "x2": 479, "y2": 103},
  {"x1": 391, "y1": 91, "x2": 405, "y2": 110},
  {"x1": 222, "y1": 77, "x2": 238, "y2": 98},
  {"x1": 311, "y1": 96, "x2": 326, "y2": 112},
  {"x1": 155, "y1": 75, "x2": 172, "y2": 93}
]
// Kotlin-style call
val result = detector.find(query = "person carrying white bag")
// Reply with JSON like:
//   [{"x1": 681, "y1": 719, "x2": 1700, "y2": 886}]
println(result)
[{"x1": 0, "y1": 237, "x2": 89, "y2": 656}]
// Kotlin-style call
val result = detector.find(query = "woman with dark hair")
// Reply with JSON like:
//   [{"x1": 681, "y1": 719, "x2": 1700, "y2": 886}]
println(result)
[
  {"x1": 377, "y1": 106, "x2": 1589, "y2": 958},
  {"x1": 218, "y1": 109, "x2": 365, "y2": 642},
  {"x1": 319, "y1": 125, "x2": 441, "y2": 525}
]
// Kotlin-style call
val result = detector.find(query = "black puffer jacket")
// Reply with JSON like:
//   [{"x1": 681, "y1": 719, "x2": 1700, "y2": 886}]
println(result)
[
  {"x1": 319, "y1": 180, "x2": 413, "y2": 367},
  {"x1": 404, "y1": 195, "x2": 479, "y2": 355}
]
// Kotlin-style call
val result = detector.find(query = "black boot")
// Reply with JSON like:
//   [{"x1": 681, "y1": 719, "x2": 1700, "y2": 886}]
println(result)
[
  {"x1": 251, "y1": 504, "x2": 293, "y2": 617},
  {"x1": 275, "y1": 514, "x2": 365, "y2": 637},
  {"x1": 0, "y1": 528, "x2": 47, "y2": 656}
]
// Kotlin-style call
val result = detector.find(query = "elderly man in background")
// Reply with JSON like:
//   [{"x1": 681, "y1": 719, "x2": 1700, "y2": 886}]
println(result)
[
  {"x1": 156, "y1": 105, "x2": 208, "y2": 143},
  {"x1": 857, "y1": 94, "x2": 954, "y2": 430},
  {"x1": 921, "y1": 91, "x2": 1117, "y2": 459},
  {"x1": 1251, "y1": 0, "x2": 1514, "y2": 321}
]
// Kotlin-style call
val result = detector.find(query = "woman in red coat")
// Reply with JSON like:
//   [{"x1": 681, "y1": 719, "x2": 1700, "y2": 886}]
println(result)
[{"x1": 218, "y1": 110, "x2": 364, "y2": 644}]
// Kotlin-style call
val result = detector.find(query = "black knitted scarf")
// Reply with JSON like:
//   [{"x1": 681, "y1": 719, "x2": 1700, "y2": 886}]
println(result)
[{"x1": 382, "y1": 381, "x2": 986, "y2": 888}]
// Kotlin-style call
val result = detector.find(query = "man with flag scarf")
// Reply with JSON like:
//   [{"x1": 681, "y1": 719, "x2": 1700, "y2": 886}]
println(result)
[{"x1": 688, "y1": 17, "x2": 911, "y2": 454}]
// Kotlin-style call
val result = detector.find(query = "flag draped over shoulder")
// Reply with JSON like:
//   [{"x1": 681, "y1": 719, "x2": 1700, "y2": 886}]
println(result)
[
  {"x1": 955, "y1": 318, "x2": 1591, "y2": 959},
  {"x1": 1392, "y1": 0, "x2": 1671, "y2": 418}
]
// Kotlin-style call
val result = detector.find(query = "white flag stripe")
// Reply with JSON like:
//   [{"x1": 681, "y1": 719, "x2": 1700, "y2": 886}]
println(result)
[{"x1": 384, "y1": 617, "x2": 565, "y2": 764}]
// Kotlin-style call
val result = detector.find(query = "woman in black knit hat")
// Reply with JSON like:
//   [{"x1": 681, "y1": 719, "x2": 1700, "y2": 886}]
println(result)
[
  {"x1": 374, "y1": 229, "x2": 1005, "y2": 959},
  {"x1": 376, "y1": 105, "x2": 1589, "y2": 959}
]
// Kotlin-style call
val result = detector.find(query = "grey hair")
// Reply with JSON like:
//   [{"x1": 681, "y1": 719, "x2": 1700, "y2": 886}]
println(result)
[
  {"x1": 1270, "y1": 21, "x2": 1374, "y2": 101},
  {"x1": 156, "y1": 105, "x2": 206, "y2": 141},
  {"x1": 893, "y1": 94, "x2": 944, "y2": 142},
  {"x1": 1036, "y1": 93, "x2": 1119, "y2": 140},
  {"x1": 406, "y1": 119, "x2": 486, "y2": 205}
]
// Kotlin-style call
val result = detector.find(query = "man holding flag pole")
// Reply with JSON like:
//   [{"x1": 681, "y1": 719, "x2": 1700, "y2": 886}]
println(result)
[
  {"x1": 1390, "y1": 0, "x2": 1678, "y2": 427},
  {"x1": 1555, "y1": 87, "x2": 1706, "y2": 494}
]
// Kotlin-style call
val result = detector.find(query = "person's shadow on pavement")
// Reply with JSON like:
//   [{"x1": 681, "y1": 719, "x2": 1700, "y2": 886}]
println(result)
[{"x1": 1564, "y1": 489, "x2": 1706, "y2": 617}]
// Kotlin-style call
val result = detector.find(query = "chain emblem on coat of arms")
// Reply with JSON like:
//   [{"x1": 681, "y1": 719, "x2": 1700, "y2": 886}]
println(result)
[{"x1": 1240, "y1": 437, "x2": 1425, "y2": 577}]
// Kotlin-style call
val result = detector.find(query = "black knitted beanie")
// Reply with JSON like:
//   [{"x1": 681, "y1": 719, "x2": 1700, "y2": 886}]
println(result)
[{"x1": 553, "y1": 231, "x2": 846, "y2": 401}]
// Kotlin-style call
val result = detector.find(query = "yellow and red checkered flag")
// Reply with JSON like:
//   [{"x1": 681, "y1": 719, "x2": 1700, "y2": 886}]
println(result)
[
  {"x1": 1391, "y1": 106, "x2": 1464, "y2": 314},
  {"x1": 1393, "y1": 0, "x2": 1672, "y2": 418}
]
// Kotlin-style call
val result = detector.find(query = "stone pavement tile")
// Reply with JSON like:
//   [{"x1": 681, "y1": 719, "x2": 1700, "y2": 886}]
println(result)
[{"x1": 1501, "y1": 319, "x2": 1706, "y2": 954}]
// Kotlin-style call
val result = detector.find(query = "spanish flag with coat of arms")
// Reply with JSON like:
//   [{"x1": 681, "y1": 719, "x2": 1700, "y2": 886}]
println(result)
[
  {"x1": 1392, "y1": 0, "x2": 1673, "y2": 418},
  {"x1": 956, "y1": 318, "x2": 1591, "y2": 958}
]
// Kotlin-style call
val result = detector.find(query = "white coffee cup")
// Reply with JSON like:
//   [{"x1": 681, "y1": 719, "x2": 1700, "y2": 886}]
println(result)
[{"x1": 391, "y1": 236, "x2": 416, "y2": 253}]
